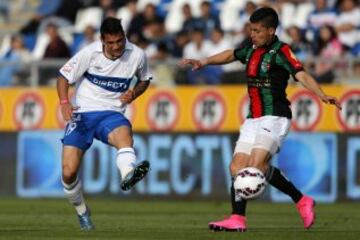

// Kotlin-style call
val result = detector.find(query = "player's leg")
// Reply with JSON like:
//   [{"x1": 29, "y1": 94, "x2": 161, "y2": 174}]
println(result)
[
  {"x1": 62, "y1": 113, "x2": 95, "y2": 231},
  {"x1": 209, "y1": 120, "x2": 256, "y2": 232},
  {"x1": 62, "y1": 146, "x2": 94, "y2": 231},
  {"x1": 250, "y1": 116, "x2": 315, "y2": 229},
  {"x1": 264, "y1": 164, "x2": 315, "y2": 229},
  {"x1": 98, "y1": 112, "x2": 149, "y2": 191},
  {"x1": 107, "y1": 125, "x2": 149, "y2": 190},
  {"x1": 209, "y1": 152, "x2": 249, "y2": 232}
]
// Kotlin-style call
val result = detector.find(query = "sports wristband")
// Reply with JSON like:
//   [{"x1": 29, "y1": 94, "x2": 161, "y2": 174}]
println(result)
[{"x1": 60, "y1": 99, "x2": 69, "y2": 105}]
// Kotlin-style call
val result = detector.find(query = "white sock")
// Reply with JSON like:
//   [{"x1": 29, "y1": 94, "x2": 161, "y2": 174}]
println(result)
[
  {"x1": 62, "y1": 177, "x2": 87, "y2": 215},
  {"x1": 116, "y1": 147, "x2": 136, "y2": 181}
]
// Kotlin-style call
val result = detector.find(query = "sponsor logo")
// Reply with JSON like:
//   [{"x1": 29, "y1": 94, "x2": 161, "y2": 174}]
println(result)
[
  {"x1": 13, "y1": 92, "x2": 45, "y2": 130},
  {"x1": 146, "y1": 91, "x2": 179, "y2": 131},
  {"x1": 290, "y1": 90, "x2": 322, "y2": 131},
  {"x1": 336, "y1": 90, "x2": 360, "y2": 131},
  {"x1": 192, "y1": 90, "x2": 226, "y2": 131}
]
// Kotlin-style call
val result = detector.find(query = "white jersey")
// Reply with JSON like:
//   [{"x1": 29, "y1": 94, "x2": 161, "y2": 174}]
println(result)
[{"x1": 59, "y1": 40, "x2": 152, "y2": 113}]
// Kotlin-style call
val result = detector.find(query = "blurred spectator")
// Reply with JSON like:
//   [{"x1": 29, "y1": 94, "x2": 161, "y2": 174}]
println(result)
[
  {"x1": 233, "y1": 1, "x2": 258, "y2": 36},
  {"x1": 235, "y1": 22, "x2": 252, "y2": 48},
  {"x1": 307, "y1": 0, "x2": 337, "y2": 40},
  {"x1": 0, "y1": 0, "x2": 9, "y2": 22},
  {"x1": 286, "y1": 25, "x2": 311, "y2": 62},
  {"x1": 183, "y1": 28, "x2": 222, "y2": 84},
  {"x1": 181, "y1": 3, "x2": 198, "y2": 33},
  {"x1": 169, "y1": 30, "x2": 189, "y2": 58},
  {"x1": 75, "y1": 25, "x2": 97, "y2": 52},
  {"x1": 313, "y1": 25, "x2": 344, "y2": 83},
  {"x1": 117, "y1": 0, "x2": 138, "y2": 32},
  {"x1": 135, "y1": 34, "x2": 158, "y2": 59},
  {"x1": 99, "y1": 0, "x2": 119, "y2": 20},
  {"x1": 127, "y1": 3, "x2": 164, "y2": 43},
  {"x1": 334, "y1": 0, "x2": 360, "y2": 49},
  {"x1": 43, "y1": 23, "x2": 71, "y2": 59},
  {"x1": 0, "y1": 35, "x2": 32, "y2": 86},
  {"x1": 183, "y1": 28, "x2": 212, "y2": 60},
  {"x1": 21, "y1": 0, "x2": 82, "y2": 35},
  {"x1": 150, "y1": 42, "x2": 175, "y2": 86},
  {"x1": 209, "y1": 27, "x2": 234, "y2": 72},
  {"x1": 197, "y1": 1, "x2": 221, "y2": 37},
  {"x1": 39, "y1": 23, "x2": 71, "y2": 85}
]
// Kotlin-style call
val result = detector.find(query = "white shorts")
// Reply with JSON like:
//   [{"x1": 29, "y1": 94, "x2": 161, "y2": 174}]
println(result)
[{"x1": 234, "y1": 116, "x2": 291, "y2": 156}]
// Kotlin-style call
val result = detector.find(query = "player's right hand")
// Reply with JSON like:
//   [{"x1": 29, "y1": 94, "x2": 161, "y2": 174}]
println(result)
[
  {"x1": 60, "y1": 103, "x2": 79, "y2": 121},
  {"x1": 179, "y1": 58, "x2": 206, "y2": 70}
]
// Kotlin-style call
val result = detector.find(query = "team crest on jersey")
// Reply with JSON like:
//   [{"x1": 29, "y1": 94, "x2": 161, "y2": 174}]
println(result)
[{"x1": 261, "y1": 59, "x2": 271, "y2": 72}]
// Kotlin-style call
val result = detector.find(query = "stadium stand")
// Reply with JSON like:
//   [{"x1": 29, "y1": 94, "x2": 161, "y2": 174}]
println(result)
[{"x1": 0, "y1": 0, "x2": 359, "y2": 86}]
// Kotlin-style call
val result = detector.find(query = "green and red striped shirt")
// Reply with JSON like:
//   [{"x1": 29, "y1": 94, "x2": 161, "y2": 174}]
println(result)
[{"x1": 234, "y1": 36, "x2": 304, "y2": 119}]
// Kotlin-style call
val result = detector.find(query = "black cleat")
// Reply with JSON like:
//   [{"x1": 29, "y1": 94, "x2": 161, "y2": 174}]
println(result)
[{"x1": 121, "y1": 160, "x2": 150, "y2": 191}]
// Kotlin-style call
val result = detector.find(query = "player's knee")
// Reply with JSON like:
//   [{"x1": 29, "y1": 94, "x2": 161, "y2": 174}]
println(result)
[
  {"x1": 109, "y1": 134, "x2": 133, "y2": 149},
  {"x1": 230, "y1": 160, "x2": 245, "y2": 176},
  {"x1": 62, "y1": 166, "x2": 77, "y2": 184},
  {"x1": 248, "y1": 158, "x2": 268, "y2": 173}
]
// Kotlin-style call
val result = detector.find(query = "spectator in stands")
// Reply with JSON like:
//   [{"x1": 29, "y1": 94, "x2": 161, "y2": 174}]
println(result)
[
  {"x1": 307, "y1": 0, "x2": 337, "y2": 39},
  {"x1": 21, "y1": 0, "x2": 82, "y2": 35},
  {"x1": 75, "y1": 25, "x2": 97, "y2": 52},
  {"x1": 40, "y1": 23, "x2": 71, "y2": 85},
  {"x1": 169, "y1": 30, "x2": 189, "y2": 58},
  {"x1": 150, "y1": 42, "x2": 175, "y2": 86},
  {"x1": 127, "y1": 3, "x2": 164, "y2": 43},
  {"x1": 0, "y1": 0, "x2": 9, "y2": 23},
  {"x1": 181, "y1": 3, "x2": 198, "y2": 33},
  {"x1": 234, "y1": 1, "x2": 258, "y2": 36},
  {"x1": 236, "y1": 22, "x2": 252, "y2": 48},
  {"x1": 209, "y1": 27, "x2": 237, "y2": 73},
  {"x1": 117, "y1": 0, "x2": 138, "y2": 32},
  {"x1": 99, "y1": 0, "x2": 119, "y2": 20},
  {"x1": 0, "y1": 35, "x2": 31, "y2": 86},
  {"x1": 286, "y1": 25, "x2": 311, "y2": 62},
  {"x1": 197, "y1": 1, "x2": 221, "y2": 37},
  {"x1": 183, "y1": 28, "x2": 222, "y2": 84},
  {"x1": 334, "y1": 0, "x2": 360, "y2": 50},
  {"x1": 43, "y1": 23, "x2": 70, "y2": 59},
  {"x1": 313, "y1": 25, "x2": 344, "y2": 83}
]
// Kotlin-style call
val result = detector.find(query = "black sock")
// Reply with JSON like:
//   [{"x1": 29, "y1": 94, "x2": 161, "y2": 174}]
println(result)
[
  {"x1": 265, "y1": 166, "x2": 303, "y2": 203},
  {"x1": 231, "y1": 180, "x2": 247, "y2": 216}
]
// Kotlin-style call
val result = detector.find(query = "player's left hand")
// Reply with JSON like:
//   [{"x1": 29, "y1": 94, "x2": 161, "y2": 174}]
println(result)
[
  {"x1": 120, "y1": 89, "x2": 135, "y2": 104},
  {"x1": 320, "y1": 95, "x2": 342, "y2": 110}
]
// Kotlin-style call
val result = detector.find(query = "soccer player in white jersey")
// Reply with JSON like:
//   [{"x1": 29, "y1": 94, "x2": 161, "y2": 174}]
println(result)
[{"x1": 57, "y1": 17, "x2": 152, "y2": 231}]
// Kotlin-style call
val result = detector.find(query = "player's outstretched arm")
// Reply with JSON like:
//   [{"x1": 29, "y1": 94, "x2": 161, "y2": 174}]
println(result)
[
  {"x1": 179, "y1": 49, "x2": 235, "y2": 70},
  {"x1": 57, "y1": 76, "x2": 79, "y2": 121},
  {"x1": 120, "y1": 80, "x2": 150, "y2": 104},
  {"x1": 295, "y1": 71, "x2": 342, "y2": 110}
]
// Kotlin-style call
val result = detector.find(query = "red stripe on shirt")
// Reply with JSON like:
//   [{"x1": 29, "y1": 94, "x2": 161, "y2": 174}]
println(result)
[
  {"x1": 249, "y1": 87, "x2": 262, "y2": 118},
  {"x1": 247, "y1": 48, "x2": 266, "y2": 77},
  {"x1": 280, "y1": 44, "x2": 303, "y2": 70}
]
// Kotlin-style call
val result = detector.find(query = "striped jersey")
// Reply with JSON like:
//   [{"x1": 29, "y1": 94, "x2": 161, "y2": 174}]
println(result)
[
  {"x1": 234, "y1": 36, "x2": 304, "y2": 119},
  {"x1": 59, "y1": 40, "x2": 152, "y2": 113}
]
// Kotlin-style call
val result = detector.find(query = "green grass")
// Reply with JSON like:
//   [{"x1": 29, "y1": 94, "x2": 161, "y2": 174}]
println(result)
[{"x1": 0, "y1": 198, "x2": 359, "y2": 240}]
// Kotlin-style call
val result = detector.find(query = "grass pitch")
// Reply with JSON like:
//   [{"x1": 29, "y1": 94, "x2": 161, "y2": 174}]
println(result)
[{"x1": 0, "y1": 198, "x2": 359, "y2": 240}]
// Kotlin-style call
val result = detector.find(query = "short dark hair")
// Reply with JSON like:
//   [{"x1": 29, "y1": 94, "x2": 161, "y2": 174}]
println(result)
[
  {"x1": 100, "y1": 17, "x2": 124, "y2": 37},
  {"x1": 249, "y1": 7, "x2": 279, "y2": 29}
]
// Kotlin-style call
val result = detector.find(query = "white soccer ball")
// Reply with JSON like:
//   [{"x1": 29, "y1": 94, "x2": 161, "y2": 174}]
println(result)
[{"x1": 234, "y1": 167, "x2": 267, "y2": 200}]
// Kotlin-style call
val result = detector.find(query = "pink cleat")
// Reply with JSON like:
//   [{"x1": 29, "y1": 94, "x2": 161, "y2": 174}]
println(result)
[
  {"x1": 296, "y1": 195, "x2": 316, "y2": 229},
  {"x1": 208, "y1": 214, "x2": 247, "y2": 232}
]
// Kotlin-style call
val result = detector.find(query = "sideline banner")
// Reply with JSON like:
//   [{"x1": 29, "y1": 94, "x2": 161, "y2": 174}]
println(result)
[
  {"x1": 0, "y1": 86, "x2": 358, "y2": 132},
  {"x1": 15, "y1": 131, "x2": 357, "y2": 203}
]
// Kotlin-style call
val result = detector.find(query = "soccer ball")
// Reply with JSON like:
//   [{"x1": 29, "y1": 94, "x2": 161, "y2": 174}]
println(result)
[{"x1": 234, "y1": 167, "x2": 267, "y2": 200}]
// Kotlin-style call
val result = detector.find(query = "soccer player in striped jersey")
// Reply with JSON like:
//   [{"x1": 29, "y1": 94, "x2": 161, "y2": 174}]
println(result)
[
  {"x1": 181, "y1": 7, "x2": 341, "y2": 232},
  {"x1": 57, "y1": 17, "x2": 152, "y2": 231}
]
